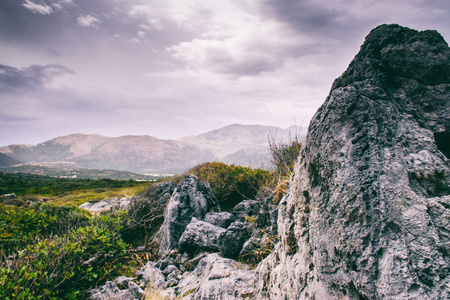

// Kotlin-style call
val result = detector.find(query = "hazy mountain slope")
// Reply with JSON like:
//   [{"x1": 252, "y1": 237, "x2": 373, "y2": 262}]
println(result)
[
  {"x1": 0, "y1": 124, "x2": 307, "y2": 174},
  {"x1": 0, "y1": 144, "x2": 34, "y2": 162},
  {"x1": 180, "y1": 124, "x2": 306, "y2": 168},
  {"x1": 0, "y1": 153, "x2": 22, "y2": 167},
  {"x1": 179, "y1": 124, "x2": 305, "y2": 157},
  {"x1": 74, "y1": 135, "x2": 215, "y2": 173},
  {"x1": 0, "y1": 134, "x2": 111, "y2": 163}
]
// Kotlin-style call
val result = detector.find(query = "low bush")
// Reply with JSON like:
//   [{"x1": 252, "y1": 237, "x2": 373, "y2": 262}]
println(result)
[
  {"x1": 0, "y1": 213, "x2": 127, "y2": 300},
  {"x1": 0, "y1": 203, "x2": 89, "y2": 254},
  {"x1": 188, "y1": 162, "x2": 273, "y2": 210}
]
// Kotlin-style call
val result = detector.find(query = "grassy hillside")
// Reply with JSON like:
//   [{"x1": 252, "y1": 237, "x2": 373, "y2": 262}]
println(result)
[{"x1": 0, "y1": 172, "x2": 152, "y2": 206}]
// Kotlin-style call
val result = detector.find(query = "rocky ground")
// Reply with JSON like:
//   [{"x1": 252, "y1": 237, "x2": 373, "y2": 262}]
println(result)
[
  {"x1": 84, "y1": 24, "x2": 449, "y2": 300},
  {"x1": 86, "y1": 174, "x2": 278, "y2": 299}
]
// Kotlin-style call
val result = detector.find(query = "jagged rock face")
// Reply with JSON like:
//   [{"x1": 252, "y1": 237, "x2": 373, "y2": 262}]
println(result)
[
  {"x1": 256, "y1": 24, "x2": 450, "y2": 299},
  {"x1": 158, "y1": 175, "x2": 220, "y2": 254}
]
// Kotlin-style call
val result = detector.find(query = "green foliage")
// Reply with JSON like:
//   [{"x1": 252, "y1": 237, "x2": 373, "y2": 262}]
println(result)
[
  {"x1": 0, "y1": 172, "x2": 150, "y2": 197},
  {"x1": 188, "y1": 162, "x2": 272, "y2": 210},
  {"x1": 0, "y1": 213, "x2": 127, "y2": 300},
  {"x1": 0, "y1": 203, "x2": 89, "y2": 253}
]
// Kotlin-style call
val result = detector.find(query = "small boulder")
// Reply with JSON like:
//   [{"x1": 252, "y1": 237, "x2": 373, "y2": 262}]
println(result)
[
  {"x1": 136, "y1": 262, "x2": 166, "y2": 290},
  {"x1": 218, "y1": 221, "x2": 253, "y2": 258},
  {"x1": 231, "y1": 200, "x2": 260, "y2": 221},
  {"x1": 178, "y1": 217, "x2": 226, "y2": 254},
  {"x1": 175, "y1": 253, "x2": 255, "y2": 299},
  {"x1": 203, "y1": 211, "x2": 235, "y2": 228},
  {"x1": 79, "y1": 197, "x2": 133, "y2": 214}
]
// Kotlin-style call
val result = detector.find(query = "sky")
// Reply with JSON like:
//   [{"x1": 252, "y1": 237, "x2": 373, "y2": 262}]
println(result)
[{"x1": 0, "y1": 0, "x2": 449, "y2": 146}]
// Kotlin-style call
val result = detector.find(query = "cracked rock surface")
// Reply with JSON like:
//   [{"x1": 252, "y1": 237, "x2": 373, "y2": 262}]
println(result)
[{"x1": 255, "y1": 24, "x2": 450, "y2": 300}]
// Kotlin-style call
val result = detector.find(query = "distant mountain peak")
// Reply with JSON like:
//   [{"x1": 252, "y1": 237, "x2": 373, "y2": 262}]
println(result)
[{"x1": 0, "y1": 124, "x2": 307, "y2": 174}]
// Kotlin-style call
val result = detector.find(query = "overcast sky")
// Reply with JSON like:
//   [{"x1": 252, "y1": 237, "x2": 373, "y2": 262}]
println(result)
[{"x1": 1, "y1": 0, "x2": 449, "y2": 145}]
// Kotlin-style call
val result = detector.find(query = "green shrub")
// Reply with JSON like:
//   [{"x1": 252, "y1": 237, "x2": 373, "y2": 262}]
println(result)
[
  {"x1": 0, "y1": 203, "x2": 89, "y2": 254},
  {"x1": 0, "y1": 214, "x2": 127, "y2": 300},
  {"x1": 188, "y1": 162, "x2": 273, "y2": 210}
]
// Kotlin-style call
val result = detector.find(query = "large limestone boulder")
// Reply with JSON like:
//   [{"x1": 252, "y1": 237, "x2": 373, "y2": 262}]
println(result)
[
  {"x1": 174, "y1": 253, "x2": 255, "y2": 300},
  {"x1": 158, "y1": 175, "x2": 220, "y2": 254},
  {"x1": 256, "y1": 24, "x2": 450, "y2": 299}
]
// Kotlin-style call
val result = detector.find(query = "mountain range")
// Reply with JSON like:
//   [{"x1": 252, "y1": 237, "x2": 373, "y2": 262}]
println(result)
[{"x1": 0, "y1": 124, "x2": 306, "y2": 175}]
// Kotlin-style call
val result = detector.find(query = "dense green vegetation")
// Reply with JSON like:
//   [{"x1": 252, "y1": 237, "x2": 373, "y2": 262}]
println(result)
[
  {"x1": 0, "y1": 172, "x2": 149, "y2": 196},
  {"x1": 0, "y1": 204, "x2": 89, "y2": 252},
  {"x1": 0, "y1": 211, "x2": 128, "y2": 300},
  {"x1": 0, "y1": 165, "x2": 159, "y2": 180},
  {"x1": 187, "y1": 162, "x2": 273, "y2": 210},
  {"x1": 0, "y1": 173, "x2": 158, "y2": 299}
]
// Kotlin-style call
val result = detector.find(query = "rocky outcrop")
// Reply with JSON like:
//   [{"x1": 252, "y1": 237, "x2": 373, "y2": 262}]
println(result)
[
  {"x1": 79, "y1": 197, "x2": 134, "y2": 214},
  {"x1": 158, "y1": 175, "x2": 220, "y2": 254},
  {"x1": 173, "y1": 253, "x2": 255, "y2": 300},
  {"x1": 255, "y1": 24, "x2": 450, "y2": 299}
]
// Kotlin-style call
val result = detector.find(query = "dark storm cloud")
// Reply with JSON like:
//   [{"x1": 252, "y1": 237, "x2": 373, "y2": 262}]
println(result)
[
  {"x1": 259, "y1": 0, "x2": 346, "y2": 33},
  {"x1": 0, "y1": 64, "x2": 73, "y2": 92}
]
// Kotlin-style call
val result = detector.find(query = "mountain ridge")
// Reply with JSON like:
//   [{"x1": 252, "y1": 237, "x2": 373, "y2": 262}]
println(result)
[{"x1": 0, "y1": 124, "x2": 306, "y2": 174}]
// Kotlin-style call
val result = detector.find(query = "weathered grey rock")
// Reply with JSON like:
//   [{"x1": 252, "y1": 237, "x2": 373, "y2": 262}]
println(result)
[
  {"x1": 178, "y1": 217, "x2": 226, "y2": 253},
  {"x1": 175, "y1": 253, "x2": 255, "y2": 299},
  {"x1": 255, "y1": 196, "x2": 278, "y2": 230},
  {"x1": 255, "y1": 24, "x2": 450, "y2": 299},
  {"x1": 203, "y1": 211, "x2": 235, "y2": 228},
  {"x1": 218, "y1": 221, "x2": 253, "y2": 258},
  {"x1": 127, "y1": 282, "x2": 145, "y2": 299},
  {"x1": 153, "y1": 181, "x2": 176, "y2": 205},
  {"x1": 231, "y1": 199, "x2": 260, "y2": 221},
  {"x1": 162, "y1": 265, "x2": 179, "y2": 277},
  {"x1": 79, "y1": 197, "x2": 133, "y2": 213},
  {"x1": 158, "y1": 175, "x2": 220, "y2": 254},
  {"x1": 89, "y1": 281, "x2": 140, "y2": 300},
  {"x1": 136, "y1": 262, "x2": 166, "y2": 290},
  {"x1": 114, "y1": 275, "x2": 135, "y2": 288}
]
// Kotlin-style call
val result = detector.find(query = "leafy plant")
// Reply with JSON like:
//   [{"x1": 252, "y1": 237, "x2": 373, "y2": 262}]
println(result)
[
  {"x1": 0, "y1": 203, "x2": 89, "y2": 254},
  {"x1": 187, "y1": 162, "x2": 273, "y2": 210},
  {"x1": 0, "y1": 213, "x2": 128, "y2": 300}
]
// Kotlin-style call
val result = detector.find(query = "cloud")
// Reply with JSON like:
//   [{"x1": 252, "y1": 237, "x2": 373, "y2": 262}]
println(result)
[
  {"x1": 0, "y1": 64, "x2": 73, "y2": 92},
  {"x1": 21, "y1": 0, "x2": 73, "y2": 15},
  {"x1": 77, "y1": 15, "x2": 100, "y2": 27},
  {"x1": 22, "y1": 0, "x2": 53, "y2": 15},
  {"x1": 128, "y1": 5, "x2": 163, "y2": 30}
]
